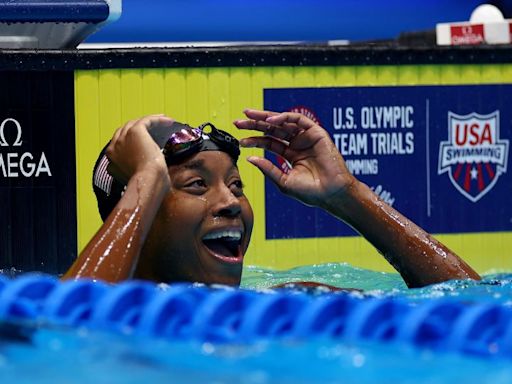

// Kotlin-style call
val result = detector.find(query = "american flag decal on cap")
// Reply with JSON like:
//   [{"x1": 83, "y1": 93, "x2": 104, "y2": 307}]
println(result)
[{"x1": 93, "y1": 155, "x2": 114, "y2": 195}]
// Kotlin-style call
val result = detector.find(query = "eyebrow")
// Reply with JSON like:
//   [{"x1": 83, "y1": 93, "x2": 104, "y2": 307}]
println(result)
[
  {"x1": 182, "y1": 159, "x2": 206, "y2": 170},
  {"x1": 180, "y1": 157, "x2": 238, "y2": 173}
]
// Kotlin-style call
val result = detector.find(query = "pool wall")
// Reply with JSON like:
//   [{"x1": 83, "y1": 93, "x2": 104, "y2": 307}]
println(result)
[
  {"x1": 0, "y1": 46, "x2": 511, "y2": 274},
  {"x1": 73, "y1": 46, "x2": 512, "y2": 274}
]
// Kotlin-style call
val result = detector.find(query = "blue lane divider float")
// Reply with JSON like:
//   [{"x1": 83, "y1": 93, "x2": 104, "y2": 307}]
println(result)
[{"x1": 1, "y1": 273, "x2": 512, "y2": 359}]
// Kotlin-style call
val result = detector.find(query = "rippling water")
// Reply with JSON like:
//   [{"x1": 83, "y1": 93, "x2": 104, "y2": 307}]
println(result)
[
  {"x1": 241, "y1": 263, "x2": 406, "y2": 292},
  {"x1": 242, "y1": 263, "x2": 512, "y2": 304},
  {"x1": 1, "y1": 263, "x2": 512, "y2": 384}
]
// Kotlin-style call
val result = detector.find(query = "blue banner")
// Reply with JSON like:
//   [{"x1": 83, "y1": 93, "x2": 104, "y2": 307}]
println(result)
[{"x1": 264, "y1": 85, "x2": 512, "y2": 239}]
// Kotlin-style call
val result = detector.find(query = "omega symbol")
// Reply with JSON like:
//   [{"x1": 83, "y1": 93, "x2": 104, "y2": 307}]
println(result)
[{"x1": 0, "y1": 118, "x2": 23, "y2": 147}]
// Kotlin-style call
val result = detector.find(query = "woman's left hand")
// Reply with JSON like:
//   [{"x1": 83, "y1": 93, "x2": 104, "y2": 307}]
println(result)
[{"x1": 234, "y1": 109, "x2": 356, "y2": 208}]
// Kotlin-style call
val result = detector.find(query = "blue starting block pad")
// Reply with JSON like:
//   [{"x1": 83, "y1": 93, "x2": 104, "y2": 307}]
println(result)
[{"x1": 0, "y1": 0, "x2": 121, "y2": 48}]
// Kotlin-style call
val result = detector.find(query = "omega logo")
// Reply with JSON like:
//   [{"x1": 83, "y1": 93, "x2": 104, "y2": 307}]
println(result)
[{"x1": 0, "y1": 118, "x2": 52, "y2": 178}]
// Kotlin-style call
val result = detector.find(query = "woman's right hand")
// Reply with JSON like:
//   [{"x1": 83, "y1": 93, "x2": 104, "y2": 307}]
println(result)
[
  {"x1": 64, "y1": 115, "x2": 176, "y2": 283},
  {"x1": 106, "y1": 114, "x2": 174, "y2": 184}
]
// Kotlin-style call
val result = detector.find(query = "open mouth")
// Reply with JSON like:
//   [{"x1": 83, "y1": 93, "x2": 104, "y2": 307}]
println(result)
[{"x1": 202, "y1": 229, "x2": 243, "y2": 263}]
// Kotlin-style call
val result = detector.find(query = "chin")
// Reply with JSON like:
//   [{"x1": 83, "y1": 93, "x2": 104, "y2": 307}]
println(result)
[
  {"x1": 208, "y1": 271, "x2": 242, "y2": 286},
  {"x1": 202, "y1": 265, "x2": 243, "y2": 286},
  {"x1": 222, "y1": 274, "x2": 242, "y2": 286}
]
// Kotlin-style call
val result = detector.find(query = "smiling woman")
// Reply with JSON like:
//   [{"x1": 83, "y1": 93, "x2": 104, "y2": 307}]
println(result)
[
  {"x1": 137, "y1": 152, "x2": 253, "y2": 286},
  {"x1": 64, "y1": 116, "x2": 253, "y2": 286},
  {"x1": 63, "y1": 110, "x2": 480, "y2": 289}
]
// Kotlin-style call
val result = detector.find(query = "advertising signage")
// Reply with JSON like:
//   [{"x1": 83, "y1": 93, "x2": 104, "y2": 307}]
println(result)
[{"x1": 264, "y1": 85, "x2": 511, "y2": 239}]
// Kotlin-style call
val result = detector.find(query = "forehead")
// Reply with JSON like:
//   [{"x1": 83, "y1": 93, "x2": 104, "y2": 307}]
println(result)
[{"x1": 169, "y1": 151, "x2": 238, "y2": 174}]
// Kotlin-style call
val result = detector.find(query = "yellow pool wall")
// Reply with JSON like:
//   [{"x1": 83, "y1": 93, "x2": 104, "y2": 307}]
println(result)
[{"x1": 74, "y1": 64, "x2": 512, "y2": 274}]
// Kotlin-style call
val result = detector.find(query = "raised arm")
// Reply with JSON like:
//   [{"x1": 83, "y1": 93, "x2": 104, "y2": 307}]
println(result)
[
  {"x1": 63, "y1": 115, "x2": 173, "y2": 283},
  {"x1": 234, "y1": 109, "x2": 480, "y2": 288}
]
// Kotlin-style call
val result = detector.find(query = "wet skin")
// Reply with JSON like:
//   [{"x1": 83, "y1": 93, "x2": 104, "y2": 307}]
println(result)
[
  {"x1": 63, "y1": 115, "x2": 254, "y2": 285},
  {"x1": 234, "y1": 109, "x2": 481, "y2": 288},
  {"x1": 64, "y1": 112, "x2": 480, "y2": 289},
  {"x1": 136, "y1": 151, "x2": 254, "y2": 285}
]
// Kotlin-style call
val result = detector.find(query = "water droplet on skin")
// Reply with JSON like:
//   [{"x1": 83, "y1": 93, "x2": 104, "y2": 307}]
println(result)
[{"x1": 198, "y1": 196, "x2": 208, "y2": 203}]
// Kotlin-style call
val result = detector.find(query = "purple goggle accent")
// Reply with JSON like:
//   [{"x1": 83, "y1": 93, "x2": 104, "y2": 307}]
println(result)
[{"x1": 162, "y1": 123, "x2": 240, "y2": 163}]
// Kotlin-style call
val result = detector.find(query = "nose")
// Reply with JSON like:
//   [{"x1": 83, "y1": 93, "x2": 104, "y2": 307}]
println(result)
[{"x1": 212, "y1": 184, "x2": 241, "y2": 218}]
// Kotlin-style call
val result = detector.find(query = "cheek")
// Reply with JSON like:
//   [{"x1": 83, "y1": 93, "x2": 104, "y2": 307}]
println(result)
[
  {"x1": 241, "y1": 200, "x2": 254, "y2": 239},
  {"x1": 159, "y1": 194, "x2": 209, "y2": 237},
  {"x1": 150, "y1": 195, "x2": 209, "y2": 272}
]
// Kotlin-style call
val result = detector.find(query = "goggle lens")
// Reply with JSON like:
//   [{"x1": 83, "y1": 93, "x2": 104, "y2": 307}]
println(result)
[
  {"x1": 162, "y1": 123, "x2": 239, "y2": 163},
  {"x1": 164, "y1": 128, "x2": 202, "y2": 157}
]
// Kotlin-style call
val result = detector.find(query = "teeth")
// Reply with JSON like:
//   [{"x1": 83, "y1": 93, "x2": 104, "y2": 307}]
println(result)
[{"x1": 203, "y1": 230, "x2": 242, "y2": 241}]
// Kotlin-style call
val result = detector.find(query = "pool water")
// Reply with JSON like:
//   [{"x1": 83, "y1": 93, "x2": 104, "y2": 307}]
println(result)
[
  {"x1": 1, "y1": 263, "x2": 512, "y2": 384},
  {"x1": 241, "y1": 263, "x2": 407, "y2": 292},
  {"x1": 242, "y1": 263, "x2": 512, "y2": 304},
  {"x1": 3, "y1": 328, "x2": 512, "y2": 384}
]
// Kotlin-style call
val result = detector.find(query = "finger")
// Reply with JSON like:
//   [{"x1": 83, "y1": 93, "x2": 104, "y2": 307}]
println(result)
[
  {"x1": 119, "y1": 114, "x2": 170, "y2": 134},
  {"x1": 234, "y1": 119, "x2": 270, "y2": 133},
  {"x1": 105, "y1": 138, "x2": 117, "y2": 162},
  {"x1": 111, "y1": 126, "x2": 124, "y2": 144},
  {"x1": 243, "y1": 109, "x2": 279, "y2": 121},
  {"x1": 123, "y1": 118, "x2": 139, "y2": 131},
  {"x1": 234, "y1": 119, "x2": 303, "y2": 141},
  {"x1": 246, "y1": 156, "x2": 287, "y2": 190},
  {"x1": 112, "y1": 115, "x2": 173, "y2": 148},
  {"x1": 124, "y1": 115, "x2": 174, "y2": 143},
  {"x1": 241, "y1": 110, "x2": 306, "y2": 133},
  {"x1": 266, "y1": 112, "x2": 317, "y2": 131},
  {"x1": 240, "y1": 136, "x2": 289, "y2": 158},
  {"x1": 137, "y1": 115, "x2": 175, "y2": 130},
  {"x1": 282, "y1": 122, "x2": 303, "y2": 131},
  {"x1": 114, "y1": 118, "x2": 138, "y2": 144}
]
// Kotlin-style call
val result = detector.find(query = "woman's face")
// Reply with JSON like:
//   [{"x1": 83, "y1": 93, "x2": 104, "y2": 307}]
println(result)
[{"x1": 137, "y1": 151, "x2": 254, "y2": 285}]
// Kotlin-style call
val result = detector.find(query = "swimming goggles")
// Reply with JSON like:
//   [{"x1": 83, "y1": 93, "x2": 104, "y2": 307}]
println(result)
[{"x1": 160, "y1": 122, "x2": 240, "y2": 164}]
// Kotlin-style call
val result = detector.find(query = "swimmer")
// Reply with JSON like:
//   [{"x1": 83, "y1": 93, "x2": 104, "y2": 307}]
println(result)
[{"x1": 63, "y1": 110, "x2": 480, "y2": 288}]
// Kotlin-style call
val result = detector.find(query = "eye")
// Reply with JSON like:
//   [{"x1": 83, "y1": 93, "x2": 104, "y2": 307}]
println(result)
[
  {"x1": 230, "y1": 179, "x2": 244, "y2": 196},
  {"x1": 184, "y1": 179, "x2": 208, "y2": 193},
  {"x1": 190, "y1": 179, "x2": 206, "y2": 187}
]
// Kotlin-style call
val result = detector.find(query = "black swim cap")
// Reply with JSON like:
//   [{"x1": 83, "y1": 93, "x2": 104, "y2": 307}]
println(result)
[{"x1": 92, "y1": 121, "x2": 239, "y2": 221}]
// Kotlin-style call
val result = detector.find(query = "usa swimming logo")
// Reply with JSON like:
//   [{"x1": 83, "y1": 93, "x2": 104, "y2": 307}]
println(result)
[{"x1": 438, "y1": 111, "x2": 508, "y2": 202}]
